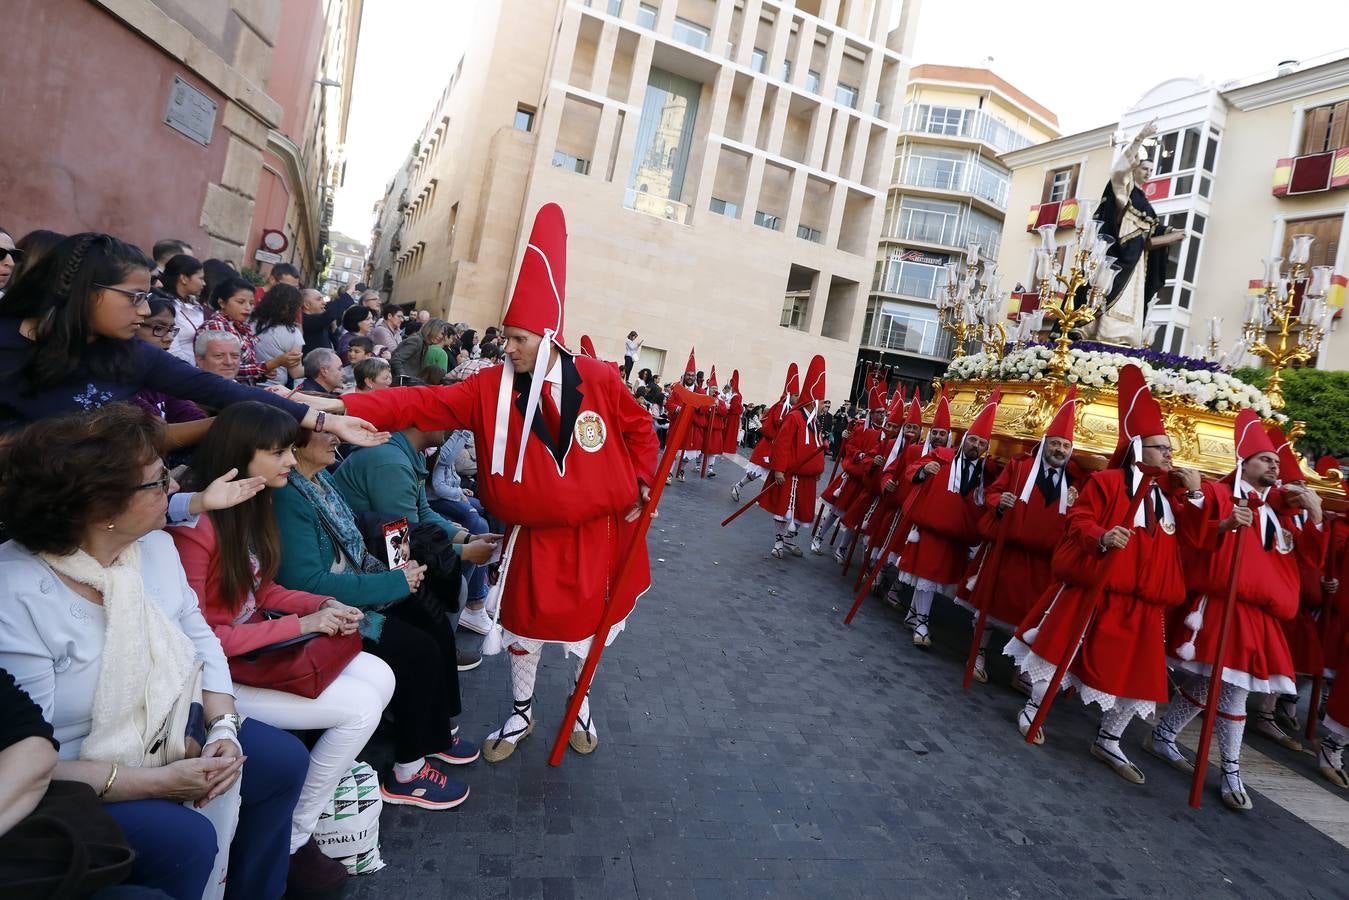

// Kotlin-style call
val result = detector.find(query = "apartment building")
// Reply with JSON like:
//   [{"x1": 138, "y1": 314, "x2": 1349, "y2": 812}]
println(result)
[
  {"x1": 998, "y1": 55, "x2": 1349, "y2": 369},
  {"x1": 366, "y1": 0, "x2": 918, "y2": 401},
  {"x1": 859, "y1": 65, "x2": 1059, "y2": 393},
  {"x1": 321, "y1": 232, "x2": 367, "y2": 295}
]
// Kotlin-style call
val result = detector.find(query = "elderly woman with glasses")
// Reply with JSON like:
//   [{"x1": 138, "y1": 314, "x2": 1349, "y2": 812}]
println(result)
[
  {"x1": 0, "y1": 404, "x2": 310, "y2": 899},
  {"x1": 0, "y1": 232, "x2": 383, "y2": 448},
  {"x1": 131, "y1": 295, "x2": 214, "y2": 451}
]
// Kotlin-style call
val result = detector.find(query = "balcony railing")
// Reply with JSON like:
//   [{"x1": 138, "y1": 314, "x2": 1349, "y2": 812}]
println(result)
[
  {"x1": 862, "y1": 313, "x2": 956, "y2": 358},
  {"x1": 624, "y1": 189, "x2": 690, "y2": 224},
  {"x1": 887, "y1": 215, "x2": 1002, "y2": 260},
  {"x1": 897, "y1": 157, "x2": 1009, "y2": 209},
  {"x1": 1273, "y1": 147, "x2": 1349, "y2": 196},
  {"x1": 899, "y1": 104, "x2": 1036, "y2": 155}
]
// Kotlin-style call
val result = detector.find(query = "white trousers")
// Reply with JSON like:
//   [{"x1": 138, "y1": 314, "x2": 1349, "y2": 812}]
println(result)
[{"x1": 233, "y1": 652, "x2": 395, "y2": 852}]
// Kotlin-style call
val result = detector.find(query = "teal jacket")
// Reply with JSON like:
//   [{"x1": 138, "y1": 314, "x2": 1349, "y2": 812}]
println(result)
[
  {"x1": 331, "y1": 433, "x2": 464, "y2": 553},
  {"x1": 271, "y1": 481, "x2": 411, "y2": 623}
]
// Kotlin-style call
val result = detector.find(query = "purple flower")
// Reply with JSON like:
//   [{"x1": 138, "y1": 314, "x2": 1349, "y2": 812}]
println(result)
[{"x1": 1025, "y1": 341, "x2": 1224, "y2": 372}]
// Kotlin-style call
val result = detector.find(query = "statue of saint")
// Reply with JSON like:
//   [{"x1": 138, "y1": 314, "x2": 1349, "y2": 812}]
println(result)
[{"x1": 1081, "y1": 122, "x2": 1185, "y2": 347}]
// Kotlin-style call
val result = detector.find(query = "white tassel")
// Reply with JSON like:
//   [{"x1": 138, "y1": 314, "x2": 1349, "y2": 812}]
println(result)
[
  {"x1": 1184, "y1": 610, "x2": 1204, "y2": 632},
  {"x1": 1176, "y1": 641, "x2": 1196, "y2": 661},
  {"x1": 481, "y1": 624, "x2": 504, "y2": 656},
  {"x1": 1023, "y1": 627, "x2": 1040, "y2": 644}
]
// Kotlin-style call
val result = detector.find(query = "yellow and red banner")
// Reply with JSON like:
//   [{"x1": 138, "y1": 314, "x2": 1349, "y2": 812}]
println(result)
[
  {"x1": 1026, "y1": 200, "x2": 1080, "y2": 233},
  {"x1": 1272, "y1": 148, "x2": 1349, "y2": 196}
]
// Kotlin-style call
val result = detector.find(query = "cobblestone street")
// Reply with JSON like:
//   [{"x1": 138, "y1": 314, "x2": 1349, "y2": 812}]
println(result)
[{"x1": 350, "y1": 460, "x2": 1349, "y2": 899}]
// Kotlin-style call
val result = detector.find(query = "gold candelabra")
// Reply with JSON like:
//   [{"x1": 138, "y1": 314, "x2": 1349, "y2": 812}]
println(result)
[
  {"x1": 1031, "y1": 204, "x2": 1122, "y2": 379},
  {"x1": 940, "y1": 242, "x2": 1006, "y2": 360},
  {"x1": 1241, "y1": 235, "x2": 1334, "y2": 410}
]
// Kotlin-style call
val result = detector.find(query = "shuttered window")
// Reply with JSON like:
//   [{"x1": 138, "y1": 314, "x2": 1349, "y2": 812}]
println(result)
[{"x1": 1301, "y1": 101, "x2": 1349, "y2": 155}]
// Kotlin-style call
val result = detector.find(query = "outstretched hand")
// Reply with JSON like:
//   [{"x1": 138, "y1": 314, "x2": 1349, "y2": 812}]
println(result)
[
  {"x1": 190, "y1": 468, "x2": 267, "y2": 515},
  {"x1": 328, "y1": 415, "x2": 389, "y2": 448}
]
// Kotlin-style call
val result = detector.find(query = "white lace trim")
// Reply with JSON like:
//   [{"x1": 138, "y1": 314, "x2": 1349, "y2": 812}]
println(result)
[
  {"x1": 1167, "y1": 658, "x2": 1296, "y2": 696},
  {"x1": 1004, "y1": 639, "x2": 1154, "y2": 716},
  {"x1": 742, "y1": 462, "x2": 769, "y2": 478},
  {"x1": 896, "y1": 571, "x2": 954, "y2": 595}
]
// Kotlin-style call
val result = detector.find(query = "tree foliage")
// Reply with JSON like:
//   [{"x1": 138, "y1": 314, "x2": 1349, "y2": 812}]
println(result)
[{"x1": 1232, "y1": 367, "x2": 1349, "y2": 456}]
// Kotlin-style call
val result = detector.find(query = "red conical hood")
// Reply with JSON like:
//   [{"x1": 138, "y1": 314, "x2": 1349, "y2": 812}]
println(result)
[
  {"x1": 503, "y1": 203, "x2": 566, "y2": 343},
  {"x1": 730, "y1": 369, "x2": 739, "y2": 393},
  {"x1": 1045, "y1": 385, "x2": 1077, "y2": 441},
  {"x1": 905, "y1": 393, "x2": 923, "y2": 426},
  {"x1": 800, "y1": 355, "x2": 826, "y2": 405},
  {"x1": 886, "y1": 384, "x2": 908, "y2": 422},
  {"x1": 783, "y1": 363, "x2": 800, "y2": 397},
  {"x1": 1118, "y1": 364, "x2": 1165, "y2": 441},
  {"x1": 708, "y1": 365, "x2": 718, "y2": 389},
  {"x1": 1234, "y1": 409, "x2": 1276, "y2": 461},
  {"x1": 684, "y1": 348, "x2": 697, "y2": 376},
  {"x1": 1266, "y1": 424, "x2": 1303, "y2": 481},
  {"x1": 965, "y1": 387, "x2": 1001, "y2": 441},
  {"x1": 930, "y1": 385, "x2": 951, "y2": 431},
  {"x1": 579, "y1": 334, "x2": 597, "y2": 359},
  {"x1": 868, "y1": 384, "x2": 885, "y2": 411}
]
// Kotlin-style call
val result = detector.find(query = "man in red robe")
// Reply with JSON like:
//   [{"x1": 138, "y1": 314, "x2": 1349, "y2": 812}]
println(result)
[
  {"x1": 338, "y1": 204, "x2": 659, "y2": 762},
  {"x1": 721, "y1": 369, "x2": 743, "y2": 459},
  {"x1": 958, "y1": 389, "x2": 1078, "y2": 686},
  {"x1": 1006, "y1": 365, "x2": 1202, "y2": 784},
  {"x1": 761, "y1": 355, "x2": 827, "y2": 560},
  {"x1": 702, "y1": 367, "x2": 725, "y2": 477},
  {"x1": 877, "y1": 392, "x2": 947, "y2": 620},
  {"x1": 897, "y1": 390, "x2": 999, "y2": 648},
  {"x1": 835, "y1": 388, "x2": 909, "y2": 569},
  {"x1": 666, "y1": 349, "x2": 699, "y2": 483},
  {"x1": 732, "y1": 364, "x2": 797, "y2": 501},
  {"x1": 812, "y1": 387, "x2": 887, "y2": 560},
  {"x1": 1152, "y1": 409, "x2": 1326, "y2": 810}
]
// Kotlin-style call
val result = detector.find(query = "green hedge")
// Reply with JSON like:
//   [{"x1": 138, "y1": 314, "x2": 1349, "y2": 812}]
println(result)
[{"x1": 1232, "y1": 367, "x2": 1349, "y2": 456}]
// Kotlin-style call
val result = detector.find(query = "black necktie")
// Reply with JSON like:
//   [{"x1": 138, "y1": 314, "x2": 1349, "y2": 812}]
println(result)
[
  {"x1": 1151, "y1": 485, "x2": 1165, "y2": 529},
  {"x1": 1038, "y1": 466, "x2": 1061, "y2": 504},
  {"x1": 1262, "y1": 509, "x2": 1275, "y2": 551}
]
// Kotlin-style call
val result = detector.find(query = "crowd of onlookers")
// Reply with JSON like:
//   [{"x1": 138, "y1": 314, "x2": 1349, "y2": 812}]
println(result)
[{"x1": 0, "y1": 224, "x2": 513, "y2": 898}]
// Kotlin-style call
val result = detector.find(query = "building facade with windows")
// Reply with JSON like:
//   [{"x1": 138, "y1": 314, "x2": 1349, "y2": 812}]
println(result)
[
  {"x1": 321, "y1": 232, "x2": 367, "y2": 296},
  {"x1": 998, "y1": 55, "x2": 1349, "y2": 368},
  {"x1": 365, "y1": 0, "x2": 918, "y2": 401},
  {"x1": 860, "y1": 65, "x2": 1059, "y2": 394}
]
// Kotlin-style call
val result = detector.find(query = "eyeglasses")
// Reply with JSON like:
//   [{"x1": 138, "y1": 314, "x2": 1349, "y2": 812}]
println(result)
[
  {"x1": 95, "y1": 284, "x2": 153, "y2": 306},
  {"x1": 135, "y1": 468, "x2": 172, "y2": 494},
  {"x1": 0, "y1": 247, "x2": 25, "y2": 264},
  {"x1": 1141, "y1": 443, "x2": 1174, "y2": 454},
  {"x1": 144, "y1": 323, "x2": 181, "y2": 338}
]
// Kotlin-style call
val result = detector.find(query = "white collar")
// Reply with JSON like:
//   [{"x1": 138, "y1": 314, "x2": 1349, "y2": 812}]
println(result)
[{"x1": 543, "y1": 353, "x2": 562, "y2": 386}]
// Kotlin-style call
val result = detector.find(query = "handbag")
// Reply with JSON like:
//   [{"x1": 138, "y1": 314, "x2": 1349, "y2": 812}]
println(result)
[
  {"x1": 315, "y1": 509, "x2": 387, "y2": 575},
  {"x1": 143, "y1": 660, "x2": 206, "y2": 766},
  {"x1": 229, "y1": 612, "x2": 362, "y2": 699},
  {"x1": 0, "y1": 781, "x2": 135, "y2": 898}
]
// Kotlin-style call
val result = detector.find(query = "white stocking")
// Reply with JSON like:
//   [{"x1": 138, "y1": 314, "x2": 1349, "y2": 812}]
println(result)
[
  {"x1": 1153, "y1": 677, "x2": 1204, "y2": 764},
  {"x1": 487, "y1": 644, "x2": 540, "y2": 748},
  {"x1": 1019, "y1": 679, "x2": 1049, "y2": 734},
  {"x1": 1097, "y1": 699, "x2": 1143, "y2": 769},
  {"x1": 1216, "y1": 683, "x2": 1250, "y2": 797},
  {"x1": 911, "y1": 588, "x2": 934, "y2": 637},
  {"x1": 735, "y1": 470, "x2": 759, "y2": 489},
  {"x1": 571, "y1": 656, "x2": 597, "y2": 738}
]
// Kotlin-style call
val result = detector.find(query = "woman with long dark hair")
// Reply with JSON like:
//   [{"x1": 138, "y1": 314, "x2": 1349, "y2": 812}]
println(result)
[
  {"x1": 0, "y1": 225, "x2": 16, "y2": 295},
  {"x1": 272, "y1": 415, "x2": 479, "y2": 809},
  {"x1": 169, "y1": 403, "x2": 403, "y2": 888},
  {"x1": 0, "y1": 232, "x2": 381, "y2": 446},
  {"x1": 158, "y1": 254, "x2": 206, "y2": 363},
  {"x1": 131, "y1": 295, "x2": 212, "y2": 450},
  {"x1": 250, "y1": 284, "x2": 305, "y2": 386},
  {"x1": 3, "y1": 229, "x2": 65, "y2": 292},
  {"x1": 336, "y1": 304, "x2": 374, "y2": 363}
]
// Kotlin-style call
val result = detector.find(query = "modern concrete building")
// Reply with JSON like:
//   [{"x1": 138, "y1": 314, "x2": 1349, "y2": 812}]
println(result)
[
  {"x1": 998, "y1": 54, "x2": 1349, "y2": 370},
  {"x1": 321, "y1": 232, "x2": 367, "y2": 296},
  {"x1": 859, "y1": 64, "x2": 1059, "y2": 394},
  {"x1": 367, "y1": 0, "x2": 918, "y2": 402},
  {"x1": 1, "y1": 1, "x2": 359, "y2": 281}
]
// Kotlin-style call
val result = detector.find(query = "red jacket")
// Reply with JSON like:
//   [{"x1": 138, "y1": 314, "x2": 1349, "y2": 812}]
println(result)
[
  {"x1": 768, "y1": 406, "x2": 827, "y2": 478},
  {"x1": 169, "y1": 515, "x2": 328, "y2": 657},
  {"x1": 749, "y1": 401, "x2": 786, "y2": 468},
  {"x1": 721, "y1": 392, "x2": 742, "y2": 454},
  {"x1": 344, "y1": 353, "x2": 659, "y2": 642}
]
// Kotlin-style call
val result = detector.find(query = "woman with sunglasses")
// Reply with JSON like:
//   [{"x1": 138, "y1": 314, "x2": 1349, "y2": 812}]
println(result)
[{"x1": 0, "y1": 232, "x2": 382, "y2": 448}]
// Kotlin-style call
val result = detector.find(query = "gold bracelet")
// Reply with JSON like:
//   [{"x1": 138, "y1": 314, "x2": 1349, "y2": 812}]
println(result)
[{"x1": 98, "y1": 761, "x2": 119, "y2": 799}]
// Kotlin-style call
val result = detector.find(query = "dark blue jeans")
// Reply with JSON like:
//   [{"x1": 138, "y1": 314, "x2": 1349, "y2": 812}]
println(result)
[
  {"x1": 105, "y1": 719, "x2": 307, "y2": 900},
  {"x1": 430, "y1": 497, "x2": 490, "y2": 602}
]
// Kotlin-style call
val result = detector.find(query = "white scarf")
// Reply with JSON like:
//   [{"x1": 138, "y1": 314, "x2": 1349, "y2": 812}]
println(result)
[{"x1": 40, "y1": 542, "x2": 198, "y2": 766}]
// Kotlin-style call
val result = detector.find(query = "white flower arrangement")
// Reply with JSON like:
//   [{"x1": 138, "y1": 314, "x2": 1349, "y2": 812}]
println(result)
[{"x1": 945, "y1": 347, "x2": 1280, "y2": 420}]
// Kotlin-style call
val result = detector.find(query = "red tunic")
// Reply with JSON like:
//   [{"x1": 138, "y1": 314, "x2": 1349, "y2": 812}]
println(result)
[
  {"x1": 1011, "y1": 469, "x2": 1196, "y2": 706},
  {"x1": 959, "y1": 455, "x2": 1072, "y2": 631},
  {"x1": 748, "y1": 401, "x2": 785, "y2": 469},
  {"x1": 343, "y1": 355, "x2": 659, "y2": 643},
  {"x1": 841, "y1": 437, "x2": 893, "y2": 532},
  {"x1": 1281, "y1": 513, "x2": 1327, "y2": 676},
  {"x1": 758, "y1": 406, "x2": 826, "y2": 522},
  {"x1": 721, "y1": 393, "x2": 742, "y2": 454},
  {"x1": 867, "y1": 441, "x2": 925, "y2": 552},
  {"x1": 705, "y1": 395, "x2": 730, "y2": 457},
  {"x1": 897, "y1": 452, "x2": 988, "y2": 591},
  {"x1": 1321, "y1": 517, "x2": 1349, "y2": 675},
  {"x1": 822, "y1": 425, "x2": 881, "y2": 514},
  {"x1": 688, "y1": 400, "x2": 711, "y2": 452},
  {"x1": 1167, "y1": 483, "x2": 1328, "y2": 690},
  {"x1": 1327, "y1": 630, "x2": 1349, "y2": 726}
]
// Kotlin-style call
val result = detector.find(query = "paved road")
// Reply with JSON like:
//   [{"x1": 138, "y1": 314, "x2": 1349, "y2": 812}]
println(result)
[{"x1": 348, "y1": 460, "x2": 1348, "y2": 899}]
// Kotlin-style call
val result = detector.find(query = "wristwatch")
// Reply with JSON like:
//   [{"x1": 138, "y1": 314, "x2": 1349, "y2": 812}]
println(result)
[
  {"x1": 1186, "y1": 490, "x2": 1203, "y2": 500},
  {"x1": 207, "y1": 713, "x2": 242, "y2": 733}
]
